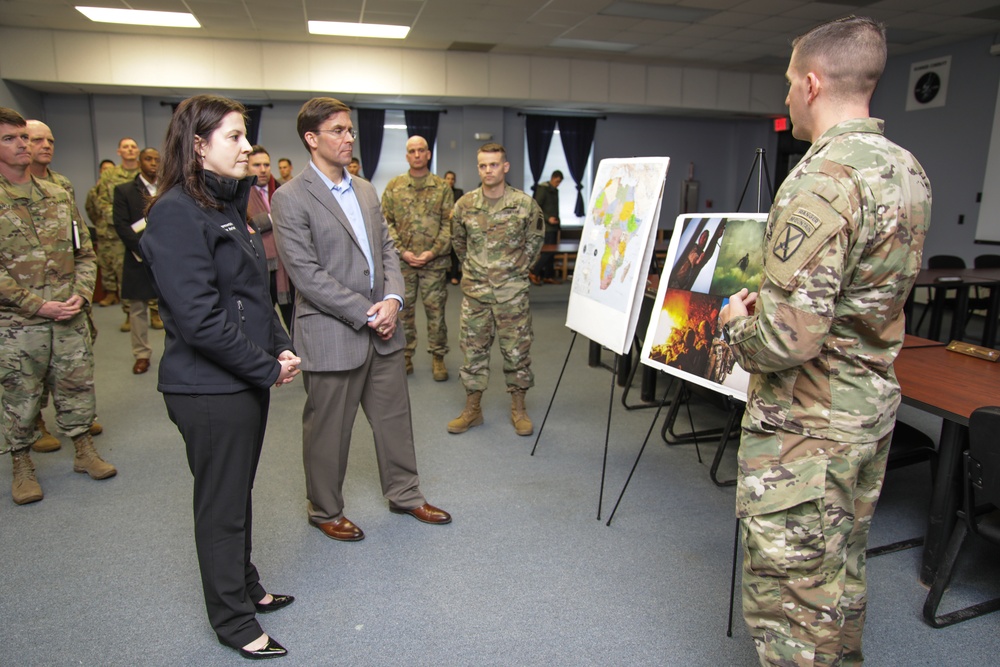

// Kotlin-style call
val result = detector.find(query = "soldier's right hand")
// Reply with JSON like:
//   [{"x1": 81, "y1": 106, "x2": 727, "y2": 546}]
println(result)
[{"x1": 37, "y1": 298, "x2": 84, "y2": 321}]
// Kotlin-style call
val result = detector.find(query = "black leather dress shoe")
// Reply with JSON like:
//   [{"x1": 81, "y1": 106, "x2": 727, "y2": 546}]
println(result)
[
  {"x1": 255, "y1": 594, "x2": 295, "y2": 614},
  {"x1": 219, "y1": 635, "x2": 288, "y2": 660}
]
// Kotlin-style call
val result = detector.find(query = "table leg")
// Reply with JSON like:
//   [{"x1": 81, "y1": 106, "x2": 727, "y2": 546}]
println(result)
[
  {"x1": 984, "y1": 285, "x2": 999, "y2": 349},
  {"x1": 928, "y1": 286, "x2": 946, "y2": 341},
  {"x1": 949, "y1": 285, "x2": 970, "y2": 342},
  {"x1": 920, "y1": 419, "x2": 967, "y2": 586}
]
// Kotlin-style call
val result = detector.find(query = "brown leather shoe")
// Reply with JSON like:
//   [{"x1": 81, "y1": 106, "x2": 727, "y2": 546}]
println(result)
[
  {"x1": 529, "y1": 272, "x2": 542, "y2": 286},
  {"x1": 390, "y1": 502, "x2": 452, "y2": 524},
  {"x1": 311, "y1": 517, "x2": 364, "y2": 541},
  {"x1": 133, "y1": 358, "x2": 150, "y2": 374}
]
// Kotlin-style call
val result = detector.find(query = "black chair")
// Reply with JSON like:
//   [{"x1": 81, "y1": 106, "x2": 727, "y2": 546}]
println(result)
[
  {"x1": 867, "y1": 420, "x2": 938, "y2": 557},
  {"x1": 914, "y1": 255, "x2": 965, "y2": 339},
  {"x1": 967, "y1": 255, "x2": 1000, "y2": 326},
  {"x1": 923, "y1": 406, "x2": 1000, "y2": 627}
]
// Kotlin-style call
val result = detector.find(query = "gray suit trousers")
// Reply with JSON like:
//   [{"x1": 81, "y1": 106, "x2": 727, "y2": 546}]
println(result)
[{"x1": 303, "y1": 345, "x2": 425, "y2": 523}]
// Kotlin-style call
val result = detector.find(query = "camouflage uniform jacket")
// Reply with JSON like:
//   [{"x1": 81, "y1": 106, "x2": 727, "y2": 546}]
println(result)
[
  {"x1": 85, "y1": 182, "x2": 100, "y2": 227},
  {"x1": 452, "y1": 185, "x2": 544, "y2": 304},
  {"x1": 0, "y1": 173, "x2": 97, "y2": 327},
  {"x1": 723, "y1": 118, "x2": 931, "y2": 450},
  {"x1": 94, "y1": 164, "x2": 139, "y2": 238},
  {"x1": 42, "y1": 169, "x2": 86, "y2": 237},
  {"x1": 381, "y1": 172, "x2": 454, "y2": 271}
]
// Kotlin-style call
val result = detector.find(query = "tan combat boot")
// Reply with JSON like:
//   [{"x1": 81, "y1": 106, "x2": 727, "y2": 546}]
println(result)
[
  {"x1": 32, "y1": 414, "x2": 61, "y2": 453},
  {"x1": 405, "y1": 354, "x2": 414, "y2": 375},
  {"x1": 72, "y1": 433, "x2": 117, "y2": 480},
  {"x1": 90, "y1": 420, "x2": 103, "y2": 436},
  {"x1": 11, "y1": 450, "x2": 43, "y2": 505},
  {"x1": 120, "y1": 313, "x2": 131, "y2": 332},
  {"x1": 150, "y1": 309, "x2": 164, "y2": 330},
  {"x1": 510, "y1": 389, "x2": 533, "y2": 436},
  {"x1": 97, "y1": 291, "x2": 119, "y2": 307},
  {"x1": 448, "y1": 391, "x2": 484, "y2": 434},
  {"x1": 432, "y1": 355, "x2": 448, "y2": 382}
]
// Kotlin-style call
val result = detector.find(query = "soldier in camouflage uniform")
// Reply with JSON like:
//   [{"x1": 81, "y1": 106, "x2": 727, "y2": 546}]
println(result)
[
  {"x1": 25, "y1": 119, "x2": 105, "y2": 451},
  {"x1": 93, "y1": 137, "x2": 139, "y2": 314},
  {"x1": 0, "y1": 108, "x2": 117, "y2": 506},
  {"x1": 448, "y1": 143, "x2": 544, "y2": 436},
  {"x1": 381, "y1": 135, "x2": 454, "y2": 380},
  {"x1": 85, "y1": 159, "x2": 115, "y2": 232},
  {"x1": 718, "y1": 17, "x2": 931, "y2": 666}
]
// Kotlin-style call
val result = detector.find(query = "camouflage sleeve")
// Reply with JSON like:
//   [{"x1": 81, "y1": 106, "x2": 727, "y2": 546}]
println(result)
[
  {"x1": 429, "y1": 185, "x2": 454, "y2": 260},
  {"x1": 726, "y1": 186, "x2": 849, "y2": 374},
  {"x1": 526, "y1": 198, "x2": 545, "y2": 265},
  {"x1": 85, "y1": 186, "x2": 100, "y2": 227},
  {"x1": 451, "y1": 198, "x2": 467, "y2": 263},
  {"x1": 74, "y1": 218, "x2": 98, "y2": 303},
  {"x1": 380, "y1": 180, "x2": 404, "y2": 253}
]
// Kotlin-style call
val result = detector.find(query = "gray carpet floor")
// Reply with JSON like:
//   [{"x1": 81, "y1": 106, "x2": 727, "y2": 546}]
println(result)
[{"x1": 3, "y1": 283, "x2": 999, "y2": 666}]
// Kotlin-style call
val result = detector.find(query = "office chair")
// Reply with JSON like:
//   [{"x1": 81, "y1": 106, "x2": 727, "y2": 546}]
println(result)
[
  {"x1": 867, "y1": 420, "x2": 938, "y2": 557},
  {"x1": 914, "y1": 255, "x2": 965, "y2": 338},
  {"x1": 967, "y1": 255, "x2": 1000, "y2": 329},
  {"x1": 923, "y1": 406, "x2": 1000, "y2": 628}
]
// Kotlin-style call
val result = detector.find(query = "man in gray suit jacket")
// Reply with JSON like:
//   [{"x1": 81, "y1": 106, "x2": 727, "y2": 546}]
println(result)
[{"x1": 271, "y1": 97, "x2": 450, "y2": 541}]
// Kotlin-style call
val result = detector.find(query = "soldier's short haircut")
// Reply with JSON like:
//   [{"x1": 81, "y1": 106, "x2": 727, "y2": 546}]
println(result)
[
  {"x1": 350, "y1": 157, "x2": 360, "y2": 165},
  {"x1": 100, "y1": 159, "x2": 115, "y2": 169},
  {"x1": 478, "y1": 142, "x2": 506, "y2": 160},
  {"x1": 139, "y1": 147, "x2": 158, "y2": 158},
  {"x1": 0, "y1": 107, "x2": 26, "y2": 128},
  {"x1": 791, "y1": 15, "x2": 886, "y2": 103},
  {"x1": 278, "y1": 158, "x2": 291, "y2": 166},
  {"x1": 297, "y1": 97, "x2": 352, "y2": 151},
  {"x1": 551, "y1": 170, "x2": 564, "y2": 180},
  {"x1": 118, "y1": 136, "x2": 138, "y2": 148},
  {"x1": 250, "y1": 145, "x2": 269, "y2": 157}
]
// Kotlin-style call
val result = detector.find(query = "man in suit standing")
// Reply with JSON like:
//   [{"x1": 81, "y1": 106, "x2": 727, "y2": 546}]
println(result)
[
  {"x1": 271, "y1": 97, "x2": 451, "y2": 542},
  {"x1": 113, "y1": 148, "x2": 159, "y2": 375}
]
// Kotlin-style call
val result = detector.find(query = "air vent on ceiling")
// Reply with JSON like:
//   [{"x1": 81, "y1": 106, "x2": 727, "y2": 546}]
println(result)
[{"x1": 448, "y1": 42, "x2": 495, "y2": 53}]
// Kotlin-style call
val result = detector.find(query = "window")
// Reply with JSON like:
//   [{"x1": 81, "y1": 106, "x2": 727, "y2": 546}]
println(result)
[
  {"x1": 368, "y1": 109, "x2": 436, "y2": 195},
  {"x1": 523, "y1": 129, "x2": 592, "y2": 228}
]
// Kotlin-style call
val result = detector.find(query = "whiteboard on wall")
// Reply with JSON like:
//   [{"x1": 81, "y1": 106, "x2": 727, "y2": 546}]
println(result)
[{"x1": 976, "y1": 82, "x2": 1000, "y2": 244}]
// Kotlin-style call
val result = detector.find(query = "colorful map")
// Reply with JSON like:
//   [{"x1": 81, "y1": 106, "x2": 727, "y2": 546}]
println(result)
[{"x1": 572, "y1": 161, "x2": 668, "y2": 312}]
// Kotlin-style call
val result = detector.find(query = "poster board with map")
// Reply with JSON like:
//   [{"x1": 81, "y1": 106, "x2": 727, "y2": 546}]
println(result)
[
  {"x1": 639, "y1": 213, "x2": 768, "y2": 402},
  {"x1": 565, "y1": 157, "x2": 670, "y2": 355}
]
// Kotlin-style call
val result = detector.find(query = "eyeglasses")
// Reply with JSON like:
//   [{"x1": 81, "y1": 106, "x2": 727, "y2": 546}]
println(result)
[{"x1": 314, "y1": 127, "x2": 358, "y2": 140}]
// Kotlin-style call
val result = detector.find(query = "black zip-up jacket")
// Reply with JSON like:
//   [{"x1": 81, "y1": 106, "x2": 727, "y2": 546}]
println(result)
[{"x1": 141, "y1": 171, "x2": 293, "y2": 394}]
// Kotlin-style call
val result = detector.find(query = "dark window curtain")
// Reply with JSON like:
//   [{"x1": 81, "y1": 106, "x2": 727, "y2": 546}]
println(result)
[
  {"x1": 404, "y1": 110, "x2": 440, "y2": 152},
  {"x1": 524, "y1": 115, "x2": 557, "y2": 191},
  {"x1": 244, "y1": 105, "x2": 263, "y2": 146},
  {"x1": 556, "y1": 117, "x2": 597, "y2": 216},
  {"x1": 170, "y1": 102, "x2": 262, "y2": 145},
  {"x1": 357, "y1": 108, "x2": 385, "y2": 180}
]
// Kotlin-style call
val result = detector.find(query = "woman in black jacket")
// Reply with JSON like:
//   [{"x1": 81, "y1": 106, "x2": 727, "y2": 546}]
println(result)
[{"x1": 140, "y1": 95, "x2": 300, "y2": 660}]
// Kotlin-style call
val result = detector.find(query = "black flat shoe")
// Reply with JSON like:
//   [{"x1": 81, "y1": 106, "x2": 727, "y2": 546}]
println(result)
[
  {"x1": 255, "y1": 594, "x2": 295, "y2": 614},
  {"x1": 219, "y1": 635, "x2": 288, "y2": 660}
]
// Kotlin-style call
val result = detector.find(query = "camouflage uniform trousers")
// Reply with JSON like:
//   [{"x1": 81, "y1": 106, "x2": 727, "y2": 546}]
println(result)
[
  {"x1": 400, "y1": 263, "x2": 448, "y2": 358},
  {"x1": 0, "y1": 315, "x2": 97, "y2": 454},
  {"x1": 738, "y1": 427, "x2": 892, "y2": 667},
  {"x1": 458, "y1": 292, "x2": 533, "y2": 393},
  {"x1": 96, "y1": 233, "x2": 124, "y2": 295}
]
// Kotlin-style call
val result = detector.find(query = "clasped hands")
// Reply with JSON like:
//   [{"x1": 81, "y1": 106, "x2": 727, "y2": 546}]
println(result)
[
  {"x1": 401, "y1": 249, "x2": 434, "y2": 268},
  {"x1": 276, "y1": 350, "x2": 302, "y2": 387},
  {"x1": 37, "y1": 294, "x2": 85, "y2": 321}
]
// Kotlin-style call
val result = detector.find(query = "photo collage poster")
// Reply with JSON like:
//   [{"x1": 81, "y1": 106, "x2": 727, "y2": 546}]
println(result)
[
  {"x1": 565, "y1": 157, "x2": 670, "y2": 355},
  {"x1": 639, "y1": 213, "x2": 768, "y2": 402}
]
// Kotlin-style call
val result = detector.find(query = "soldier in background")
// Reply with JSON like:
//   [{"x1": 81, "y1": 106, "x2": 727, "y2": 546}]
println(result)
[
  {"x1": 25, "y1": 119, "x2": 104, "y2": 451},
  {"x1": 381, "y1": 135, "x2": 454, "y2": 380},
  {"x1": 347, "y1": 156, "x2": 362, "y2": 177},
  {"x1": 449, "y1": 142, "x2": 544, "y2": 436},
  {"x1": 529, "y1": 170, "x2": 562, "y2": 285},
  {"x1": 0, "y1": 107, "x2": 116, "y2": 505},
  {"x1": 85, "y1": 159, "x2": 115, "y2": 237},
  {"x1": 94, "y1": 137, "x2": 139, "y2": 310},
  {"x1": 718, "y1": 16, "x2": 931, "y2": 666},
  {"x1": 443, "y1": 170, "x2": 463, "y2": 285}
]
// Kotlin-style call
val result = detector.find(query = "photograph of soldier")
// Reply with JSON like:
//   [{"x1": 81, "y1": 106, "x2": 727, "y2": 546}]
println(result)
[
  {"x1": 645, "y1": 289, "x2": 721, "y2": 379},
  {"x1": 381, "y1": 135, "x2": 454, "y2": 380},
  {"x1": 667, "y1": 216, "x2": 725, "y2": 291}
]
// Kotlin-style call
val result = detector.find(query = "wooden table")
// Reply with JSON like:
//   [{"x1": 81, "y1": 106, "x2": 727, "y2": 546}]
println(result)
[
  {"x1": 894, "y1": 336, "x2": 1000, "y2": 584},
  {"x1": 907, "y1": 268, "x2": 1000, "y2": 345}
]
